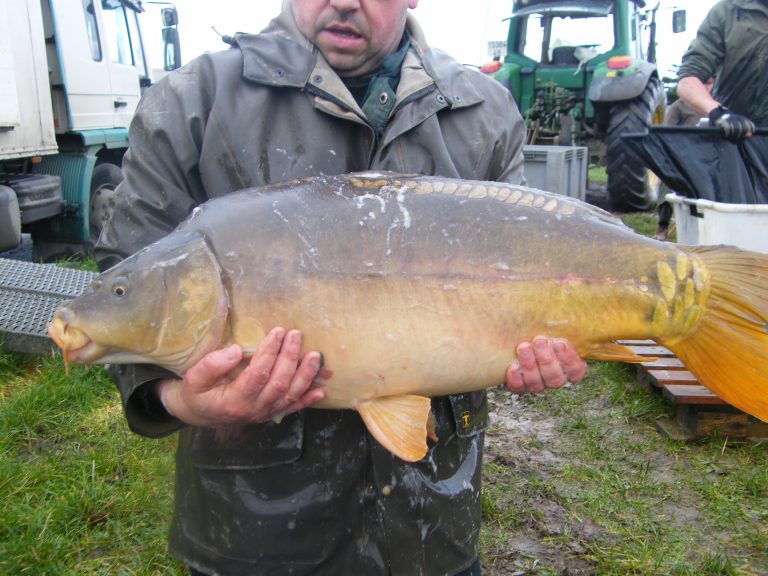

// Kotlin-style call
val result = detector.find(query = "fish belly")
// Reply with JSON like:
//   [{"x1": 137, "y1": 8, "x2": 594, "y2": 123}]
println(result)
[{"x1": 227, "y1": 270, "x2": 662, "y2": 409}]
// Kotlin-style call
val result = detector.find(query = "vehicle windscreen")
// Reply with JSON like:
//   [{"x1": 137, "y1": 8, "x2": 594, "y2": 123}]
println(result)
[{"x1": 520, "y1": 13, "x2": 615, "y2": 64}]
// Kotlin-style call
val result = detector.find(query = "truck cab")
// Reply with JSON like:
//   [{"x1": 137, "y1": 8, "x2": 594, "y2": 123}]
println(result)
[
  {"x1": 0, "y1": 0, "x2": 181, "y2": 258},
  {"x1": 50, "y1": 0, "x2": 153, "y2": 131}
]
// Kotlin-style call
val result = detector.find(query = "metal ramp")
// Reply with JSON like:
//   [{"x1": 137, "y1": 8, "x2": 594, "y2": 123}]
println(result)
[{"x1": 0, "y1": 257, "x2": 95, "y2": 355}]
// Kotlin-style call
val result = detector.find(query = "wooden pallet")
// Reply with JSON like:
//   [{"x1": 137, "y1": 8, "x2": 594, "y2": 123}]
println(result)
[{"x1": 619, "y1": 340, "x2": 768, "y2": 441}]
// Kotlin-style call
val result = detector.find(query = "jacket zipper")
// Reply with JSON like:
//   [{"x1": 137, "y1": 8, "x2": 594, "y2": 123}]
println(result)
[
  {"x1": 305, "y1": 83, "x2": 442, "y2": 168},
  {"x1": 304, "y1": 84, "x2": 379, "y2": 165}
]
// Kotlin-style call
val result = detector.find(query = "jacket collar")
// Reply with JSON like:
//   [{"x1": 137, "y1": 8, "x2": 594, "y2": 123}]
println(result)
[{"x1": 234, "y1": 5, "x2": 485, "y2": 112}]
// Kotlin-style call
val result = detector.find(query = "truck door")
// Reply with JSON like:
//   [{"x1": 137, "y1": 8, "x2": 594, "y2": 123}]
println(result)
[
  {"x1": 48, "y1": 0, "x2": 149, "y2": 131},
  {"x1": 98, "y1": 0, "x2": 150, "y2": 125}
]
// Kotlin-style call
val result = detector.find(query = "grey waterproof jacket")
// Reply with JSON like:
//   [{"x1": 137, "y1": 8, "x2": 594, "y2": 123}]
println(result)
[
  {"x1": 678, "y1": 0, "x2": 768, "y2": 125},
  {"x1": 95, "y1": 6, "x2": 526, "y2": 575}
]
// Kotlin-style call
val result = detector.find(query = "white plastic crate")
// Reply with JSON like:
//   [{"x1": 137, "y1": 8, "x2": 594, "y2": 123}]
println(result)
[
  {"x1": 522, "y1": 145, "x2": 588, "y2": 200},
  {"x1": 667, "y1": 193, "x2": 768, "y2": 253}
]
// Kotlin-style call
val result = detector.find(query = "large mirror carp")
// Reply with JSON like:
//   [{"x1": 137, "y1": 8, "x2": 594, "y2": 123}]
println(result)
[{"x1": 48, "y1": 173, "x2": 768, "y2": 461}]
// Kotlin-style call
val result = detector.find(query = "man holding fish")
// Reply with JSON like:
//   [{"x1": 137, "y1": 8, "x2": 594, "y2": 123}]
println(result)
[{"x1": 93, "y1": 0, "x2": 586, "y2": 574}]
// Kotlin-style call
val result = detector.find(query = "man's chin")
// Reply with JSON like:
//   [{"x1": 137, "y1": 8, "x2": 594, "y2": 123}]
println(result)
[{"x1": 323, "y1": 53, "x2": 380, "y2": 78}]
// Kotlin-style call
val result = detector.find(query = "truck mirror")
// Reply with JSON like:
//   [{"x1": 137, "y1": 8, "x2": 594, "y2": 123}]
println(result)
[
  {"x1": 672, "y1": 10, "x2": 686, "y2": 34},
  {"x1": 162, "y1": 27, "x2": 181, "y2": 70},
  {"x1": 161, "y1": 7, "x2": 178, "y2": 27}
]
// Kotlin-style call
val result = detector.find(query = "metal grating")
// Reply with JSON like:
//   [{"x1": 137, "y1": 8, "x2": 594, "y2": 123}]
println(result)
[{"x1": 0, "y1": 257, "x2": 96, "y2": 355}]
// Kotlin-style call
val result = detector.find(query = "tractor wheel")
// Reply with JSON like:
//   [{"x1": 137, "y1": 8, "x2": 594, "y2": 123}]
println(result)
[
  {"x1": 89, "y1": 163, "x2": 123, "y2": 245},
  {"x1": 605, "y1": 76, "x2": 664, "y2": 212}
]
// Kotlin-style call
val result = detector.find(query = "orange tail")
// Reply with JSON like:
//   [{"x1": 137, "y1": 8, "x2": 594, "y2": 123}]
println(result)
[{"x1": 662, "y1": 246, "x2": 768, "y2": 421}]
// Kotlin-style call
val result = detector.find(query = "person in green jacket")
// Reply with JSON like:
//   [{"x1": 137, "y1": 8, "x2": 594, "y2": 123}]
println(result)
[
  {"x1": 654, "y1": 77, "x2": 713, "y2": 241},
  {"x1": 95, "y1": 1, "x2": 587, "y2": 574},
  {"x1": 677, "y1": 0, "x2": 768, "y2": 140}
]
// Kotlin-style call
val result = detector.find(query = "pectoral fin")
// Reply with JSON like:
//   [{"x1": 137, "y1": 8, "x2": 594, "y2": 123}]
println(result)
[{"x1": 358, "y1": 395, "x2": 432, "y2": 462}]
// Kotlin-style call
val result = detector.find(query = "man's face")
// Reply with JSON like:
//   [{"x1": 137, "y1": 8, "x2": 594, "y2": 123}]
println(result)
[{"x1": 291, "y1": 0, "x2": 418, "y2": 77}]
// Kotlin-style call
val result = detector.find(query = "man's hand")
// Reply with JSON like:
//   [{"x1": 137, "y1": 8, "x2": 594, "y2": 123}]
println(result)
[
  {"x1": 505, "y1": 337, "x2": 587, "y2": 394},
  {"x1": 709, "y1": 106, "x2": 755, "y2": 140},
  {"x1": 156, "y1": 327, "x2": 325, "y2": 427}
]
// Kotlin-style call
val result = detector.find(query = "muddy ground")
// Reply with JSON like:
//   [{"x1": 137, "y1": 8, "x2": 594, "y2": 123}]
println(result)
[
  {"x1": 475, "y1": 378, "x2": 766, "y2": 576},
  {"x1": 481, "y1": 388, "x2": 599, "y2": 575}
]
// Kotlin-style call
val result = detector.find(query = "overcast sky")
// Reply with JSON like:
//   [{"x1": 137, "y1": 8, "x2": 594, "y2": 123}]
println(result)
[{"x1": 144, "y1": 0, "x2": 719, "y2": 78}]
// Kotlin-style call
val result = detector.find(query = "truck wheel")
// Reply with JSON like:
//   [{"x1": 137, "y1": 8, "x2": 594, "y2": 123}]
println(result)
[
  {"x1": 605, "y1": 77, "x2": 664, "y2": 212},
  {"x1": 89, "y1": 163, "x2": 123, "y2": 245}
]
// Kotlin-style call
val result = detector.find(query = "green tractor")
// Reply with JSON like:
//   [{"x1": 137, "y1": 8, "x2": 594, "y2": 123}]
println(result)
[{"x1": 485, "y1": 0, "x2": 667, "y2": 211}]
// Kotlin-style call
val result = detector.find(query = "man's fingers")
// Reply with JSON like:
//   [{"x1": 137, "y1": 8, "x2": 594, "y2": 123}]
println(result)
[
  {"x1": 711, "y1": 108, "x2": 755, "y2": 140},
  {"x1": 241, "y1": 328, "x2": 302, "y2": 408},
  {"x1": 553, "y1": 338, "x2": 587, "y2": 383},
  {"x1": 505, "y1": 361, "x2": 526, "y2": 394},
  {"x1": 275, "y1": 352, "x2": 325, "y2": 415},
  {"x1": 530, "y1": 337, "x2": 568, "y2": 389},
  {"x1": 185, "y1": 344, "x2": 244, "y2": 391},
  {"x1": 268, "y1": 329, "x2": 304, "y2": 392},
  {"x1": 236, "y1": 329, "x2": 325, "y2": 421},
  {"x1": 505, "y1": 337, "x2": 587, "y2": 394},
  {"x1": 238, "y1": 327, "x2": 288, "y2": 395},
  {"x1": 513, "y1": 341, "x2": 545, "y2": 393},
  {"x1": 269, "y1": 351, "x2": 324, "y2": 415}
]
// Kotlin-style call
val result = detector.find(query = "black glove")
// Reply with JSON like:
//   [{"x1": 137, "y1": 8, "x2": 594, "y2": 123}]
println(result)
[{"x1": 709, "y1": 106, "x2": 756, "y2": 140}]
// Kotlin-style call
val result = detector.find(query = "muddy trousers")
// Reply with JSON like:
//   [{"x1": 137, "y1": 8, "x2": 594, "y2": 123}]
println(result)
[{"x1": 189, "y1": 558, "x2": 483, "y2": 576}]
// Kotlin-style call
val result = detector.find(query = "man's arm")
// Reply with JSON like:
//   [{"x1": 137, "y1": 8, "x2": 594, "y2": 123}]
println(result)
[
  {"x1": 488, "y1": 88, "x2": 528, "y2": 185},
  {"x1": 676, "y1": 5, "x2": 754, "y2": 140},
  {"x1": 676, "y1": 76, "x2": 720, "y2": 117},
  {"x1": 678, "y1": 76, "x2": 755, "y2": 140}
]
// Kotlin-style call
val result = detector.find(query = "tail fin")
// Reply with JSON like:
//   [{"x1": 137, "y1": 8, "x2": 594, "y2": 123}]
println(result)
[{"x1": 662, "y1": 246, "x2": 768, "y2": 421}]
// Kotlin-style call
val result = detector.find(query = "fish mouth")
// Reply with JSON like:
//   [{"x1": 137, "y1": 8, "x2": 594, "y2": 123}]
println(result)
[{"x1": 47, "y1": 314, "x2": 104, "y2": 368}]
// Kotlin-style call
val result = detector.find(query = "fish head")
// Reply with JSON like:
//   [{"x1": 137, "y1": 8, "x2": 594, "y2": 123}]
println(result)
[{"x1": 48, "y1": 233, "x2": 229, "y2": 375}]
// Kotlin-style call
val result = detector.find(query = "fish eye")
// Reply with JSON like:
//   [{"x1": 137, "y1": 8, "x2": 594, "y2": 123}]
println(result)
[{"x1": 111, "y1": 277, "x2": 129, "y2": 298}]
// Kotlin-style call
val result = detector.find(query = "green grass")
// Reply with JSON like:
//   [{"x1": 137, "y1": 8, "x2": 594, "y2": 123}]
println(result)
[
  {"x1": 620, "y1": 212, "x2": 657, "y2": 237},
  {"x1": 55, "y1": 254, "x2": 99, "y2": 272},
  {"x1": 588, "y1": 165, "x2": 607, "y2": 185},
  {"x1": 0, "y1": 349, "x2": 184, "y2": 575}
]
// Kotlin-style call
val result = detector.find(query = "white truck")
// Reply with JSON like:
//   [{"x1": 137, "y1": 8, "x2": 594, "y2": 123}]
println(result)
[{"x1": 0, "y1": 0, "x2": 181, "y2": 259}]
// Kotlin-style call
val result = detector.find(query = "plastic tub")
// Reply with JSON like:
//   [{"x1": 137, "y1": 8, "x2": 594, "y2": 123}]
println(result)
[{"x1": 667, "y1": 193, "x2": 768, "y2": 253}]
